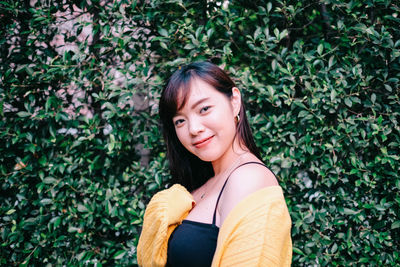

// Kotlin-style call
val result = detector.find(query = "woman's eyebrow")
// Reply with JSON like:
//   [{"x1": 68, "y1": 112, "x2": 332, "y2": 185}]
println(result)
[
  {"x1": 175, "y1": 97, "x2": 211, "y2": 116},
  {"x1": 190, "y1": 97, "x2": 210, "y2": 110}
]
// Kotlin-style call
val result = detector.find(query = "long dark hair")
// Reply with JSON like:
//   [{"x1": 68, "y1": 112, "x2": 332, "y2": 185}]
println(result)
[{"x1": 159, "y1": 61, "x2": 261, "y2": 191}]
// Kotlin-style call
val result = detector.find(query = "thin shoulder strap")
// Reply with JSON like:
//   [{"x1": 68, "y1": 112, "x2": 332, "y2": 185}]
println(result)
[{"x1": 212, "y1": 161, "x2": 267, "y2": 225}]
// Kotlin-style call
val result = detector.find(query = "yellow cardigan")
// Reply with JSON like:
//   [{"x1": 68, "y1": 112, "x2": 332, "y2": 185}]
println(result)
[{"x1": 137, "y1": 184, "x2": 292, "y2": 267}]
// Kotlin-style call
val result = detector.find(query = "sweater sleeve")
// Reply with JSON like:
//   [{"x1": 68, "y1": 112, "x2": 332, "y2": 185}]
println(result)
[
  {"x1": 212, "y1": 186, "x2": 292, "y2": 267},
  {"x1": 137, "y1": 184, "x2": 194, "y2": 267}
]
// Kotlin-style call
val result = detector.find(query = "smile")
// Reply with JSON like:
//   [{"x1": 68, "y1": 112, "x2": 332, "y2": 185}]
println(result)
[{"x1": 193, "y1": 136, "x2": 214, "y2": 148}]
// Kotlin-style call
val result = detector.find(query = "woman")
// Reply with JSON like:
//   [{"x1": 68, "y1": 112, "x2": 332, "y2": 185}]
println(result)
[{"x1": 137, "y1": 62, "x2": 292, "y2": 267}]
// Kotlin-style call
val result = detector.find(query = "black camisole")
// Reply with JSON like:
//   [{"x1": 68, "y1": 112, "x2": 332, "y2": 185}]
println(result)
[{"x1": 166, "y1": 162, "x2": 268, "y2": 267}]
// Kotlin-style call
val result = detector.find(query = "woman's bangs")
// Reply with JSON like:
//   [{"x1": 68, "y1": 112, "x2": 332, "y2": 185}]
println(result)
[
  {"x1": 163, "y1": 78, "x2": 192, "y2": 118},
  {"x1": 176, "y1": 81, "x2": 192, "y2": 112}
]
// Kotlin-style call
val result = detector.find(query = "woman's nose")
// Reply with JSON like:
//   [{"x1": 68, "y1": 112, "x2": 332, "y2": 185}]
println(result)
[{"x1": 188, "y1": 117, "x2": 204, "y2": 135}]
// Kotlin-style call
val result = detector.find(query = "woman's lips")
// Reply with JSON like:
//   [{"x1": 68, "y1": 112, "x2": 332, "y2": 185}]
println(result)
[{"x1": 193, "y1": 136, "x2": 214, "y2": 148}]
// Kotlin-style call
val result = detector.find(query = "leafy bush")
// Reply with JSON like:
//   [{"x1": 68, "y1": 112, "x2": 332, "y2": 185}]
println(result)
[{"x1": 1, "y1": 0, "x2": 399, "y2": 266}]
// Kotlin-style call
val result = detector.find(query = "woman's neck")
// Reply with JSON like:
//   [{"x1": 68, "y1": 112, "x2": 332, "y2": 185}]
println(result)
[{"x1": 211, "y1": 140, "x2": 249, "y2": 176}]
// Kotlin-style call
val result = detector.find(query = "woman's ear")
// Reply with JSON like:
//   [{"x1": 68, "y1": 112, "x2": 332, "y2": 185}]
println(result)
[{"x1": 231, "y1": 87, "x2": 242, "y2": 116}]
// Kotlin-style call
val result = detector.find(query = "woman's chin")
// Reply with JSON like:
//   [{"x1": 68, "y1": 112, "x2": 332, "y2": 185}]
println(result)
[{"x1": 195, "y1": 152, "x2": 220, "y2": 163}]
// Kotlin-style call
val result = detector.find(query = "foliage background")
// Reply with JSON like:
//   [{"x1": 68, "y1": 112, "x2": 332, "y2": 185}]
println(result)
[{"x1": 1, "y1": 0, "x2": 399, "y2": 266}]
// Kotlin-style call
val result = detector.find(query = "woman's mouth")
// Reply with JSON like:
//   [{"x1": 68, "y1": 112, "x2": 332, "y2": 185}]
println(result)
[{"x1": 193, "y1": 136, "x2": 214, "y2": 148}]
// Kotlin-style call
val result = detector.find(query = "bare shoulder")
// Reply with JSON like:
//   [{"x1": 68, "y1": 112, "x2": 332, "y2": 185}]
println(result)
[
  {"x1": 217, "y1": 162, "x2": 279, "y2": 225},
  {"x1": 226, "y1": 162, "x2": 278, "y2": 194}
]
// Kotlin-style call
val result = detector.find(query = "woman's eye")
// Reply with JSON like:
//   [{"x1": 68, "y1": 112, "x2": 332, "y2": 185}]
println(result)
[
  {"x1": 174, "y1": 119, "x2": 184, "y2": 126},
  {"x1": 200, "y1": 106, "x2": 211, "y2": 113}
]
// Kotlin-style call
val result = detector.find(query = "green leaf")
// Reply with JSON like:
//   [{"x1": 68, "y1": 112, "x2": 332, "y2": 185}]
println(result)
[
  {"x1": 17, "y1": 111, "x2": 31, "y2": 117},
  {"x1": 195, "y1": 26, "x2": 203, "y2": 39},
  {"x1": 384, "y1": 84, "x2": 392, "y2": 92},
  {"x1": 158, "y1": 28, "x2": 168, "y2": 37},
  {"x1": 113, "y1": 250, "x2": 126, "y2": 260},
  {"x1": 344, "y1": 98, "x2": 352, "y2": 107},
  {"x1": 343, "y1": 208, "x2": 359, "y2": 215},
  {"x1": 68, "y1": 226, "x2": 79, "y2": 233},
  {"x1": 207, "y1": 28, "x2": 214, "y2": 39},
  {"x1": 391, "y1": 221, "x2": 400, "y2": 230},
  {"x1": 273, "y1": 28, "x2": 279, "y2": 38},
  {"x1": 371, "y1": 93, "x2": 376, "y2": 104},
  {"x1": 43, "y1": 177, "x2": 58, "y2": 184},
  {"x1": 267, "y1": 2, "x2": 272, "y2": 12},
  {"x1": 160, "y1": 42, "x2": 169, "y2": 50},
  {"x1": 317, "y1": 43, "x2": 323, "y2": 55},
  {"x1": 155, "y1": 173, "x2": 162, "y2": 186},
  {"x1": 271, "y1": 59, "x2": 277, "y2": 72},
  {"x1": 76, "y1": 251, "x2": 86, "y2": 261},
  {"x1": 328, "y1": 56, "x2": 335, "y2": 68},
  {"x1": 6, "y1": 209, "x2": 16, "y2": 215},
  {"x1": 77, "y1": 204, "x2": 89, "y2": 213},
  {"x1": 280, "y1": 29, "x2": 288, "y2": 40},
  {"x1": 50, "y1": 216, "x2": 62, "y2": 228},
  {"x1": 40, "y1": 199, "x2": 53, "y2": 205},
  {"x1": 254, "y1": 27, "x2": 262, "y2": 40},
  {"x1": 293, "y1": 247, "x2": 305, "y2": 255},
  {"x1": 106, "y1": 189, "x2": 112, "y2": 200},
  {"x1": 330, "y1": 89, "x2": 337, "y2": 101}
]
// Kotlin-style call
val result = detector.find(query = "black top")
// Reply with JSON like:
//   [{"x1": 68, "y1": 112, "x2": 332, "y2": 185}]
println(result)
[{"x1": 167, "y1": 161, "x2": 268, "y2": 267}]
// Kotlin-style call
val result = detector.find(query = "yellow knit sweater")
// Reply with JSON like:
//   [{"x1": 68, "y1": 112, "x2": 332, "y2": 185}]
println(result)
[{"x1": 137, "y1": 184, "x2": 292, "y2": 267}]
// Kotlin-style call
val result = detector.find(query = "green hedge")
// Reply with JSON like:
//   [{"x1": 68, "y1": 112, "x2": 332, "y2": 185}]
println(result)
[{"x1": 1, "y1": 0, "x2": 399, "y2": 266}]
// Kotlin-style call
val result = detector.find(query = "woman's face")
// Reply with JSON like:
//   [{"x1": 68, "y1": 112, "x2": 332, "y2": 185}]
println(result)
[{"x1": 172, "y1": 77, "x2": 240, "y2": 162}]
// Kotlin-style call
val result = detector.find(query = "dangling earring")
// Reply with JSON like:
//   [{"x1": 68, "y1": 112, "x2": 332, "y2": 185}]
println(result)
[{"x1": 236, "y1": 114, "x2": 240, "y2": 123}]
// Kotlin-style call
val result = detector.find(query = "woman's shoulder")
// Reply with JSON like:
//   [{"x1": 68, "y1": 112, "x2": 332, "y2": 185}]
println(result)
[
  {"x1": 226, "y1": 161, "x2": 278, "y2": 196},
  {"x1": 217, "y1": 160, "x2": 279, "y2": 224}
]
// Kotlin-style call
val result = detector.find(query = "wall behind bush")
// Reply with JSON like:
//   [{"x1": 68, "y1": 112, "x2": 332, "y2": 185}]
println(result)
[{"x1": 1, "y1": 0, "x2": 399, "y2": 266}]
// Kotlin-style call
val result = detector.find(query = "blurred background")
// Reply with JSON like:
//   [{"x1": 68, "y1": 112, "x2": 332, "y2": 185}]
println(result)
[{"x1": 1, "y1": 0, "x2": 399, "y2": 266}]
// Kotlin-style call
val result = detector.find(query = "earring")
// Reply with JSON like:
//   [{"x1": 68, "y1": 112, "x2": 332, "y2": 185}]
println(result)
[{"x1": 236, "y1": 114, "x2": 240, "y2": 123}]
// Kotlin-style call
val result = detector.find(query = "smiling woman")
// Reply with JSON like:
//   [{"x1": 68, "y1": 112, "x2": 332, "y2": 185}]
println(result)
[
  {"x1": 172, "y1": 77, "x2": 240, "y2": 164},
  {"x1": 137, "y1": 62, "x2": 292, "y2": 267}
]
